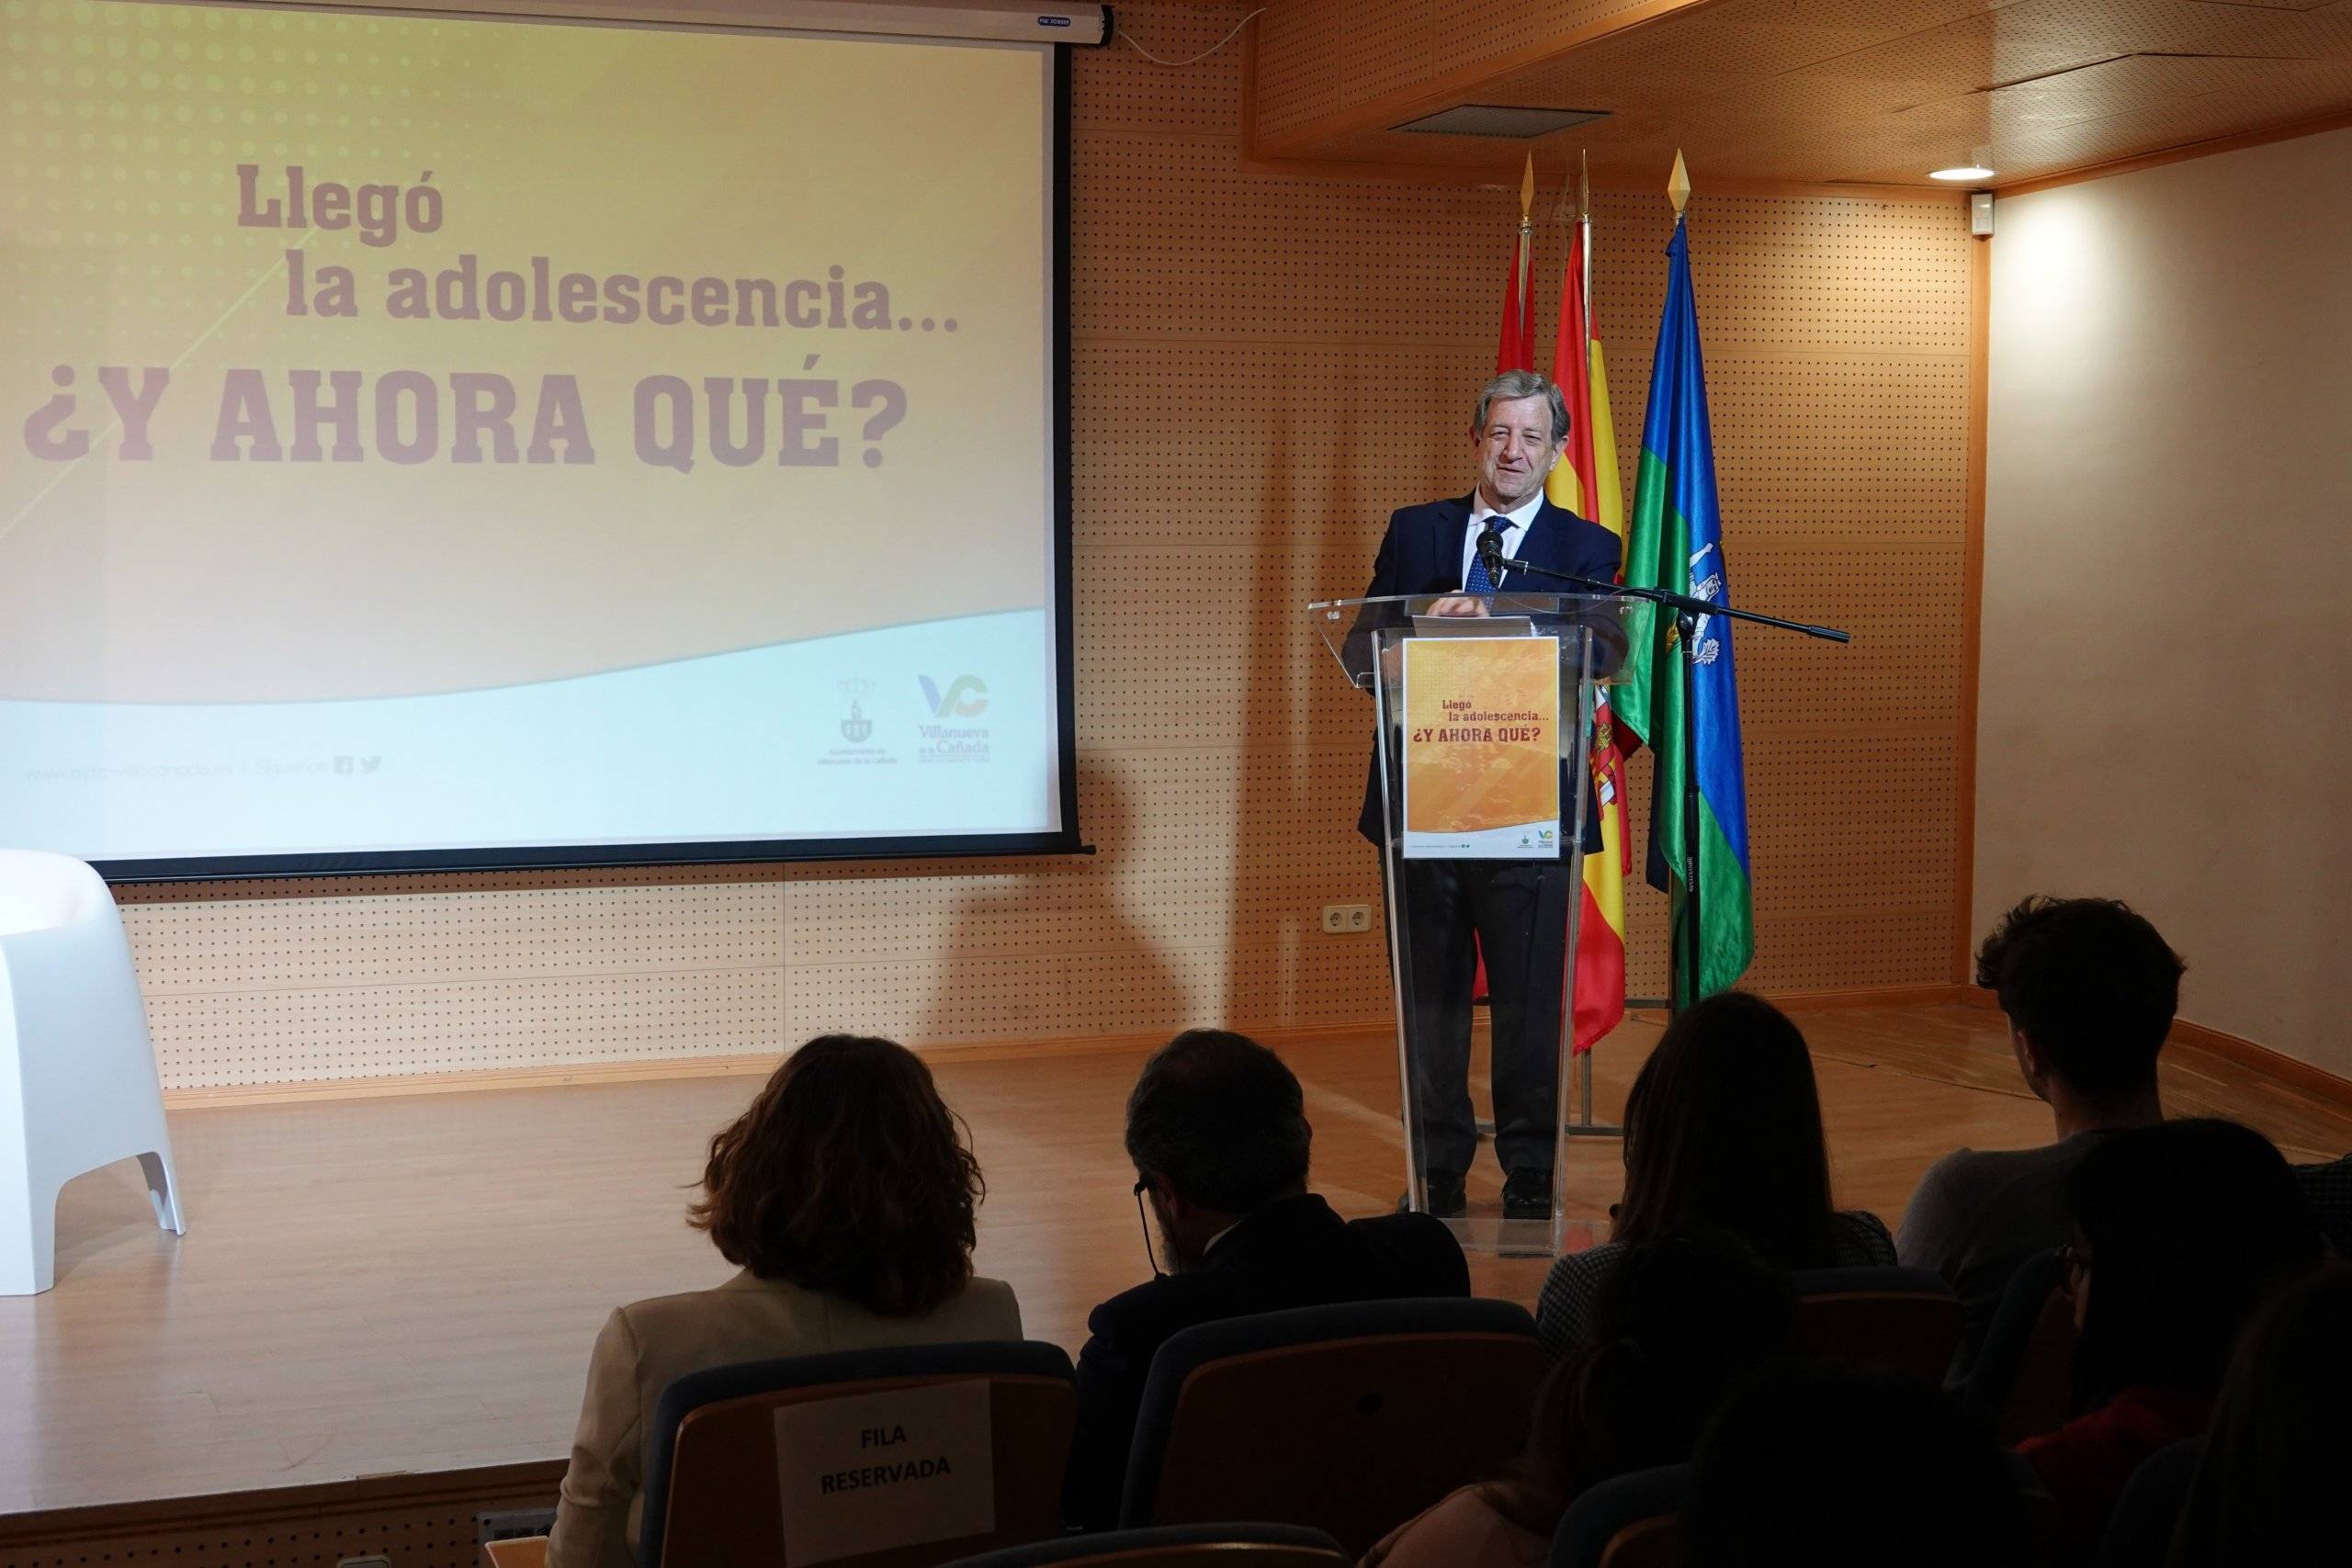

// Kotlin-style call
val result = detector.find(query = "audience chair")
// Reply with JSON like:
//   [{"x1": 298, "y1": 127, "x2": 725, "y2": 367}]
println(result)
[
  {"x1": 2089, "y1": 1436, "x2": 2205, "y2": 1568},
  {"x1": 1117, "y1": 1297, "x2": 1544, "y2": 1557},
  {"x1": 1548, "y1": 1463, "x2": 1688, "y2": 1568},
  {"x1": 942, "y1": 1522, "x2": 1349, "y2": 1568},
  {"x1": 1959, "y1": 1249, "x2": 2076, "y2": 1444},
  {"x1": 2003, "y1": 1447, "x2": 2059, "y2": 1564},
  {"x1": 1788, "y1": 1266, "x2": 1962, "y2": 1384},
  {"x1": 639, "y1": 1339, "x2": 1078, "y2": 1568},
  {"x1": 0, "y1": 848, "x2": 185, "y2": 1296},
  {"x1": 481, "y1": 1540, "x2": 547, "y2": 1568}
]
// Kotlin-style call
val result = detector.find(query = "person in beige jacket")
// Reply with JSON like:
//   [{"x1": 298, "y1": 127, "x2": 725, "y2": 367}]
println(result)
[{"x1": 547, "y1": 1035, "x2": 1023, "y2": 1568}]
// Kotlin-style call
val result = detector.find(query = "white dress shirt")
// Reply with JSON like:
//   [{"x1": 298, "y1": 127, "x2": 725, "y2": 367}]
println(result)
[{"x1": 1458, "y1": 491, "x2": 1545, "y2": 589}]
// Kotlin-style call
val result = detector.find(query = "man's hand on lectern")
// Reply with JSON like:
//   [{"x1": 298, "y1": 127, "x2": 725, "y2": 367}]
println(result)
[
  {"x1": 1427, "y1": 595, "x2": 1492, "y2": 617},
  {"x1": 1380, "y1": 595, "x2": 1492, "y2": 683}
]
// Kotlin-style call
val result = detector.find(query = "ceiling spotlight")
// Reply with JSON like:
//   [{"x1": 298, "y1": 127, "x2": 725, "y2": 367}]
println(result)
[{"x1": 1930, "y1": 165, "x2": 1997, "y2": 182}]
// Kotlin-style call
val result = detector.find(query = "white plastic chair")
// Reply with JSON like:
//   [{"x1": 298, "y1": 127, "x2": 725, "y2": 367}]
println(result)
[{"x1": 0, "y1": 848, "x2": 185, "y2": 1294}]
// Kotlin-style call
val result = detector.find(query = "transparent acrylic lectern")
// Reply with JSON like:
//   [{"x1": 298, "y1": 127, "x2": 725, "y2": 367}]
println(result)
[{"x1": 1309, "y1": 593, "x2": 1628, "y2": 1257}]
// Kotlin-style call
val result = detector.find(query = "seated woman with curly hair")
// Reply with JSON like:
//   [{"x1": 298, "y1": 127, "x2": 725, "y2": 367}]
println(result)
[{"x1": 547, "y1": 1035, "x2": 1021, "y2": 1568}]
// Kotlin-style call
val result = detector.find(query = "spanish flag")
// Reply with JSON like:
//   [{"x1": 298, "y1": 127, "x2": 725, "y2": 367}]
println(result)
[{"x1": 1545, "y1": 219, "x2": 1630, "y2": 1053}]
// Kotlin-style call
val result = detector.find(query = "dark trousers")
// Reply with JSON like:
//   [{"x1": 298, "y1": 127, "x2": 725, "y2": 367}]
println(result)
[{"x1": 1386, "y1": 854, "x2": 1571, "y2": 1178}]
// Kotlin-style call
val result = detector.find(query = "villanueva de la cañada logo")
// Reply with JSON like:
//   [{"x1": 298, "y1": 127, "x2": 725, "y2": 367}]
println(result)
[
  {"x1": 916, "y1": 675, "x2": 990, "y2": 764},
  {"x1": 820, "y1": 677, "x2": 892, "y2": 769},
  {"x1": 918, "y1": 675, "x2": 989, "y2": 718}
]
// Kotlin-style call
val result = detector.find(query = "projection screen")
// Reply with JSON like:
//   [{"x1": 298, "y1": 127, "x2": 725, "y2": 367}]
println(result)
[{"x1": 0, "y1": 0, "x2": 1077, "y2": 878}]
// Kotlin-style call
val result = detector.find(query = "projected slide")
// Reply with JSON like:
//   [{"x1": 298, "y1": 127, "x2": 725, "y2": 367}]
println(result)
[{"x1": 0, "y1": 1, "x2": 1070, "y2": 875}]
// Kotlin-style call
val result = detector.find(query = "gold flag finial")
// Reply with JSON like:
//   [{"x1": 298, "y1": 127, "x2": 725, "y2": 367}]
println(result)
[
  {"x1": 1520, "y1": 152, "x2": 1537, "y2": 220},
  {"x1": 1667, "y1": 150, "x2": 1691, "y2": 216}
]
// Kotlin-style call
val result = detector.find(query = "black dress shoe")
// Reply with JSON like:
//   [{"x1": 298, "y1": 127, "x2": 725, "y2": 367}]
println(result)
[
  {"x1": 1418, "y1": 1169, "x2": 1467, "y2": 1219},
  {"x1": 1502, "y1": 1168, "x2": 1554, "y2": 1221}
]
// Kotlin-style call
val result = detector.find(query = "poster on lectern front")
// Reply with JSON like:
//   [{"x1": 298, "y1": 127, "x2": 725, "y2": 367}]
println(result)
[{"x1": 1400, "y1": 635, "x2": 1561, "y2": 860}]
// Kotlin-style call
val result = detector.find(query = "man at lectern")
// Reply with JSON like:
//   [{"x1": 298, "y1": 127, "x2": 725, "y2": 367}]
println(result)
[{"x1": 1355, "y1": 369, "x2": 1621, "y2": 1221}]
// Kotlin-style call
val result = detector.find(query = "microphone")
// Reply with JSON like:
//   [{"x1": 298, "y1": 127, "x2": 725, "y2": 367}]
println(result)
[{"x1": 1476, "y1": 523, "x2": 1505, "y2": 588}]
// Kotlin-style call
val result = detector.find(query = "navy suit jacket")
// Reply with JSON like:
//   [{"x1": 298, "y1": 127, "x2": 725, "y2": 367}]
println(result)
[
  {"x1": 1059, "y1": 1193, "x2": 1468, "y2": 1531},
  {"x1": 1352, "y1": 493, "x2": 1624, "y2": 848}
]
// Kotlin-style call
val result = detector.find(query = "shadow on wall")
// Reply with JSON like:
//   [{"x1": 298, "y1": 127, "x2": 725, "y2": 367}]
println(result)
[
  {"x1": 912, "y1": 759, "x2": 1187, "y2": 1048},
  {"x1": 1221, "y1": 402, "x2": 1398, "y2": 1031}
]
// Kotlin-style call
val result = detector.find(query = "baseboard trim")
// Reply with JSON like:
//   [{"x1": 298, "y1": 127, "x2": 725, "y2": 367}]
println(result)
[
  {"x1": 2166, "y1": 1019, "x2": 2352, "y2": 1114},
  {"x1": 163, "y1": 1021, "x2": 1397, "y2": 1109},
  {"x1": 1960, "y1": 987, "x2": 2352, "y2": 1111},
  {"x1": 1765, "y1": 984, "x2": 1966, "y2": 1011},
  {"x1": 164, "y1": 991, "x2": 2007, "y2": 1108},
  {"x1": 164, "y1": 1052, "x2": 785, "y2": 1108}
]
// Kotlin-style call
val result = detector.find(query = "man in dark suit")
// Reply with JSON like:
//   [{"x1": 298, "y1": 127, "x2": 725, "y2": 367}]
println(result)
[
  {"x1": 1061, "y1": 1029, "x2": 1469, "y2": 1531},
  {"x1": 1354, "y1": 370, "x2": 1622, "y2": 1223}
]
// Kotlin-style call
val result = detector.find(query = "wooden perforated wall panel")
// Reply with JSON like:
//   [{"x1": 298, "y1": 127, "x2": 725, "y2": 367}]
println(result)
[
  {"x1": 115, "y1": 3, "x2": 1974, "y2": 1089},
  {"x1": 0, "y1": 1463, "x2": 560, "y2": 1568}
]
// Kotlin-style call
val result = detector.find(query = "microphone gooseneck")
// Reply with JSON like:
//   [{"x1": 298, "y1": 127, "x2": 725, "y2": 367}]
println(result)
[{"x1": 1476, "y1": 523, "x2": 1505, "y2": 587}]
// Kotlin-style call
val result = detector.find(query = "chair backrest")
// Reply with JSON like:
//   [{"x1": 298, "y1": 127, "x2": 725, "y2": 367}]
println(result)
[
  {"x1": 1788, "y1": 1266, "x2": 1962, "y2": 1384},
  {"x1": 641, "y1": 1339, "x2": 1077, "y2": 1568},
  {"x1": 1119, "y1": 1297, "x2": 1544, "y2": 1557},
  {"x1": 2091, "y1": 1435, "x2": 2206, "y2": 1568},
  {"x1": 1596, "y1": 1517, "x2": 1678, "y2": 1568},
  {"x1": 1960, "y1": 1249, "x2": 2079, "y2": 1445},
  {"x1": 0, "y1": 849, "x2": 108, "y2": 941},
  {"x1": 942, "y1": 1522, "x2": 1349, "y2": 1568},
  {"x1": 1549, "y1": 1463, "x2": 1690, "y2": 1568}
]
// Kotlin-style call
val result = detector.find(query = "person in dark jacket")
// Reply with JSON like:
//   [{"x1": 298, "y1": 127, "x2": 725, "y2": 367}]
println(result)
[
  {"x1": 1350, "y1": 369, "x2": 1622, "y2": 1219},
  {"x1": 2017, "y1": 1118, "x2": 2321, "y2": 1559},
  {"x1": 1061, "y1": 1029, "x2": 1469, "y2": 1531}
]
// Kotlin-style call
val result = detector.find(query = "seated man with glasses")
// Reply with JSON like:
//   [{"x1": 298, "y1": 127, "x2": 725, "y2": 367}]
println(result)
[{"x1": 1061, "y1": 1029, "x2": 1470, "y2": 1531}]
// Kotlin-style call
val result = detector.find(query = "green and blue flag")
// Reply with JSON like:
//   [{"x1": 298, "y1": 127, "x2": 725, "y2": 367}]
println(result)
[{"x1": 1613, "y1": 221, "x2": 1753, "y2": 1004}]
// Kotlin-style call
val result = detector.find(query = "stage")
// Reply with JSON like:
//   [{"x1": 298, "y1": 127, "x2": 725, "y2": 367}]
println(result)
[{"x1": 3, "y1": 1005, "x2": 2346, "y2": 1562}]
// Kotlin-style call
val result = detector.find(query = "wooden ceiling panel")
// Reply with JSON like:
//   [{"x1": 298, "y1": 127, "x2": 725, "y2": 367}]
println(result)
[
  {"x1": 1255, "y1": 0, "x2": 1671, "y2": 143},
  {"x1": 1984, "y1": 52, "x2": 2338, "y2": 128},
  {"x1": 2207, "y1": 4, "x2": 2352, "y2": 54},
  {"x1": 1940, "y1": 59, "x2": 2352, "y2": 160},
  {"x1": 1548, "y1": 9, "x2": 1893, "y2": 78},
  {"x1": 2182, "y1": 0, "x2": 2335, "y2": 12},
  {"x1": 1787, "y1": 0, "x2": 2250, "y2": 83},
  {"x1": 1248, "y1": 0, "x2": 2352, "y2": 187},
  {"x1": 1429, "y1": 0, "x2": 1663, "y2": 76}
]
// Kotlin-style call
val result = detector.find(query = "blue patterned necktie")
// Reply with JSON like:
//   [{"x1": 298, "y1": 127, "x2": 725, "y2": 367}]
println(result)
[{"x1": 1464, "y1": 523, "x2": 1500, "y2": 594}]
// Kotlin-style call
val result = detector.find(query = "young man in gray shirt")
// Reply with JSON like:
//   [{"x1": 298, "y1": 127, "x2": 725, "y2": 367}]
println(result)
[{"x1": 1897, "y1": 897, "x2": 2183, "y2": 1374}]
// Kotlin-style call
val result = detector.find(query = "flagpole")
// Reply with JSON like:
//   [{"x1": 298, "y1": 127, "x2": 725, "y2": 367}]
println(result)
[
  {"x1": 1565, "y1": 151, "x2": 1627, "y2": 1135},
  {"x1": 1516, "y1": 153, "x2": 1536, "y2": 358},
  {"x1": 1578, "y1": 151, "x2": 1593, "y2": 348},
  {"x1": 1664, "y1": 151, "x2": 1706, "y2": 1014}
]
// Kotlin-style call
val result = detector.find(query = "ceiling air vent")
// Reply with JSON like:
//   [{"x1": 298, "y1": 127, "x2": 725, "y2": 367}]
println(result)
[{"x1": 1393, "y1": 105, "x2": 1611, "y2": 139}]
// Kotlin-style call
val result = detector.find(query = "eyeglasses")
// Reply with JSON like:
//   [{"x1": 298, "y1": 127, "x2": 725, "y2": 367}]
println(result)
[{"x1": 1134, "y1": 1178, "x2": 1164, "y2": 1278}]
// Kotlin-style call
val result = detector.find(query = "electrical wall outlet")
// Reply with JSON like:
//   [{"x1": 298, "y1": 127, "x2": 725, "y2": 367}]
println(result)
[{"x1": 1321, "y1": 904, "x2": 1374, "y2": 933}]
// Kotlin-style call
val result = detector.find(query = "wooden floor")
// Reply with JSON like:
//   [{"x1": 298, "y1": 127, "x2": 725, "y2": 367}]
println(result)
[{"x1": 4, "y1": 1003, "x2": 2346, "y2": 1517}]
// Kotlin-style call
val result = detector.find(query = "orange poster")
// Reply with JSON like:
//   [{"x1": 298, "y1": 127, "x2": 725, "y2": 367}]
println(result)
[{"x1": 1401, "y1": 636, "x2": 1562, "y2": 859}]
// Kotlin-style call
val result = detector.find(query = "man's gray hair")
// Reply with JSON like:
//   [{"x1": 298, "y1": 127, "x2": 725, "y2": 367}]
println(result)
[{"x1": 1471, "y1": 369, "x2": 1570, "y2": 446}]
